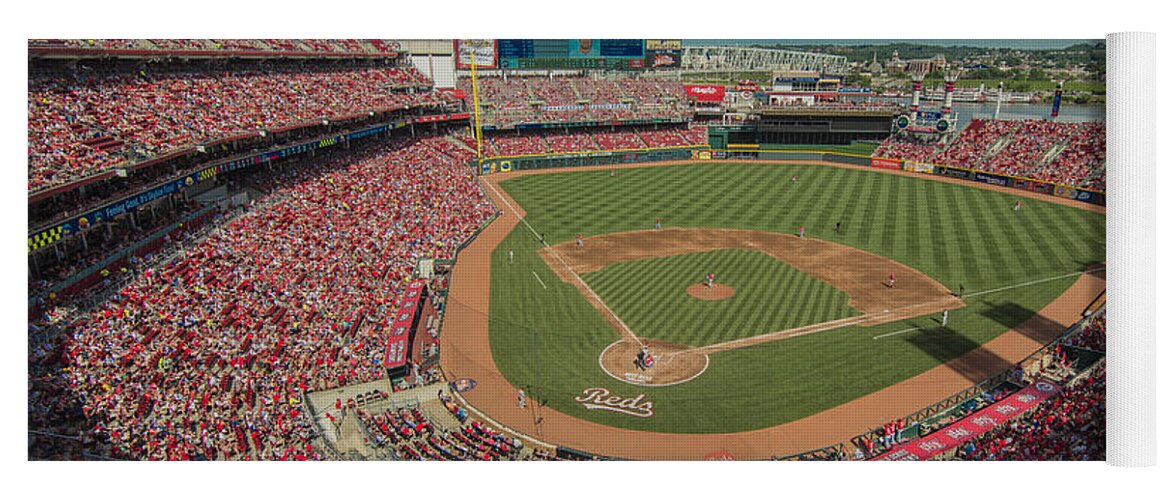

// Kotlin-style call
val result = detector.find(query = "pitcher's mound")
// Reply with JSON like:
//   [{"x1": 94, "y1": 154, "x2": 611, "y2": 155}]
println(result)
[{"x1": 687, "y1": 283, "x2": 735, "y2": 301}]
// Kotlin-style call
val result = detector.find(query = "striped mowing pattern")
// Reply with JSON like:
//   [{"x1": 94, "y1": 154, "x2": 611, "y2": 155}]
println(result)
[
  {"x1": 479, "y1": 163, "x2": 1105, "y2": 433},
  {"x1": 501, "y1": 163, "x2": 1105, "y2": 292},
  {"x1": 582, "y1": 249, "x2": 859, "y2": 347}
]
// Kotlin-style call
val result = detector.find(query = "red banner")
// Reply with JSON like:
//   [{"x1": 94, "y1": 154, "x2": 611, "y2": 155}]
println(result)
[
  {"x1": 413, "y1": 113, "x2": 471, "y2": 124},
  {"x1": 684, "y1": 84, "x2": 726, "y2": 103},
  {"x1": 383, "y1": 280, "x2": 427, "y2": 369},
  {"x1": 874, "y1": 379, "x2": 1063, "y2": 461},
  {"x1": 870, "y1": 157, "x2": 902, "y2": 170}
]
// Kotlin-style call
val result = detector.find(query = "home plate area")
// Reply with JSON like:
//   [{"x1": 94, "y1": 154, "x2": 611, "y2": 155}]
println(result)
[{"x1": 599, "y1": 339, "x2": 710, "y2": 387}]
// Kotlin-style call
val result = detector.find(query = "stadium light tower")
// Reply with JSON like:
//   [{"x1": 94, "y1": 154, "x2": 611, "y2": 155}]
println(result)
[
  {"x1": 942, "y1": 67, "x2": 962, "y2": 116},
  {"x1": 910, "y1": 71, "x2": 926, "y2": 119}
]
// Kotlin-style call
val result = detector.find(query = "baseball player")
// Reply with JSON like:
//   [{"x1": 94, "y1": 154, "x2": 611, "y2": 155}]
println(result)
[
  {"x1": 957, "y1": 284, "x2": 965, "y2": 299},
  {"x1": 576, "y1": 234, "x2": 584, "y2": 248},
  {"x1": 518, "y1": 387, "x2": 527, "y2": 409},
  {"x1": 798, "y1": 226, "x2": 805, "y2": 238},
  {"x1": 888, "y1": 272, "x2": 896, "y2": 288},
  {"x1": 508, "y1": 250, "x2": 513, "y2": 265},
  {"x1": 655, "y1": 218, "x2": 662, "y2": 230},
  {"x1": 706, "y1": 272, "x2": 715, "y2": 288},
  {"x1": 941, "y1": 310, "x2": 949, "y2": 327},
  {"x1": 610, "y1": 168, "x2": 616, "y2": 177},
  {"x1": 1014, "y1": 200, "x2": 1022, "y2": 212},
  {"x1": 791, "y1": 174, "x2": 798, "y2": 184},
  {"x1": 834, "y1": 221, "x2": 841, "y2": 233}
]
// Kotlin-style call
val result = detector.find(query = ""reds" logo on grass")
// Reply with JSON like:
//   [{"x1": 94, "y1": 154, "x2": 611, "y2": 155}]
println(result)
[{"x1": 575, "y1": 388, "x2": 655, "y2": 417}]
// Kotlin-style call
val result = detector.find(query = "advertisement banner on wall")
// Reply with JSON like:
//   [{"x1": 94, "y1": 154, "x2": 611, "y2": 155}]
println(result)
[
  {"x1": 683, "y1": 85, "x2": 726, "y2": 102},
  {"x1": 904, "y1": 162, "x2": 935, "y2": 173},
  {"x1": 973, "y1": 171, "x2": 1011, "y2": 187},
  {"x1": 870, "y1": 158, "x2": 901, "y2": 170},
  {"x1": 455, "y1": 39, "x2": 497, "y2": 69},
  {"x1": 646, "y1": 50, "x2": 682, "y2": 69},
  {"x1": 875, "y1": 379, "x2": 1062, "y2": 461}
]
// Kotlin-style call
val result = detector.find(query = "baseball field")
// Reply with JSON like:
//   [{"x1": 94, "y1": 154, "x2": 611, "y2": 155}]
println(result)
[{"x1": 441, "y1": 160, "x2": 1105, "y2": 457}]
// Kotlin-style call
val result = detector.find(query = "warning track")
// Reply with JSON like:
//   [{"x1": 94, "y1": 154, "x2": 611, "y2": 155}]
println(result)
[{"x1": 439, "y1": 161, "x2": 1106, "y2": 460}]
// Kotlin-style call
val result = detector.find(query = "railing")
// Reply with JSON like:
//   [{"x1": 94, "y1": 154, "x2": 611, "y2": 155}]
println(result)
[{"x1": 847, "y1": 304, "x2": 1105, "y2": 460}]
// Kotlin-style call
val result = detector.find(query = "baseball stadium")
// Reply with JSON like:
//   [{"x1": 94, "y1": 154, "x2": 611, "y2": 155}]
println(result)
[{"x1": 27, "y1": 38, "x2": 1107, "y2": 462}]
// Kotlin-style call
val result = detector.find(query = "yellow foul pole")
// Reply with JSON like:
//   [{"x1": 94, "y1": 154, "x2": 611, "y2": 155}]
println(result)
[{"x1": 470, "y1": 45, "x2": 484, "y2": 160}]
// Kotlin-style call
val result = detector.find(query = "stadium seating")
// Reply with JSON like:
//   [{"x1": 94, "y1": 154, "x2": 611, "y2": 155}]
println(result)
[
  {"x1": 28, "y1": 66, "x2": 444, "y2": 192},
  {"x1": 955, "y1": 364, "x2": 1105, "y2": 460},
  {"x1": 458, "y1": 75, "x2": 689, "y2": 127},
  {"x1": 31, "y1": 39, "x2": 402, "y2": 55},
  {"x1": 872, "y1": 118, "x2": 1106, "y2": 191},
  {"x1": 28, "y1": 134, "x2": 495, "y2": 460}
]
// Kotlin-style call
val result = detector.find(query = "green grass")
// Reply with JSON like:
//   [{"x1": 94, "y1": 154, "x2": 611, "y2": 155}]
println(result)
[
  {"x1": 582, "y1": 249, "x2": 859, "y2": 347},
  {"x1": 482, "y1": 162, "x2": 1105, "y2": 433}
]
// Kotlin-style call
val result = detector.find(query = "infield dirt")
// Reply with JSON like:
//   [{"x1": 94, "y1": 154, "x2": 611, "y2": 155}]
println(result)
[{"x1": 439, "y1": 160, "x2": 1106, "y2": 459}]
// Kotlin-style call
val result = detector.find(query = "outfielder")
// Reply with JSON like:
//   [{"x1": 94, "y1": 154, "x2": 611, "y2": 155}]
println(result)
[
  {"x1": 941, "y1": 310, "x2": 949, "y2": 327},
  {"x1": 1014, "y1": 200, "x2": 1022, "y2": 212},
  {"x1": 508, "y1": 250, "x2": 513, "y2": 265}
]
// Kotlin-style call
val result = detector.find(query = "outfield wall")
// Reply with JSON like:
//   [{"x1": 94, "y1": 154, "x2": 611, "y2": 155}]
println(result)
[{"x1": 473, "y1": 147, "x2": 1105, "y2": 207}]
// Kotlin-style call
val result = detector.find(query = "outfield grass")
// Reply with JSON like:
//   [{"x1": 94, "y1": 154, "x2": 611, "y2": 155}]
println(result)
[
  {"x1": 582, "y1": 249, "x2": 859, "y2": 347},
  {"x1": 481, "y1": 162, "x2": 1105, "y2": 433}
]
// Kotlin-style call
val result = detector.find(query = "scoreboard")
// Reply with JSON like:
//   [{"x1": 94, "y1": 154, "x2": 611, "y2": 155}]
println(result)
[{"x1": 497, "y1": 39, "x2": 646, "y2": 69}]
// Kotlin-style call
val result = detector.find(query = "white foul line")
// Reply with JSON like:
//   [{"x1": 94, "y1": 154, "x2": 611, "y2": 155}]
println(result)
[
  {"x1": 482, "y1": 178, "x2": 644, "y2": 347},
  {"x1": 531, "y1": 270, "x2": 547, "y2": 289},
  {"x1": 966, "y1": 266, "x2": 1106, "y2": 298},
  {"x1": 872, "y1": 327, "x2": 923, "y2": 340}
]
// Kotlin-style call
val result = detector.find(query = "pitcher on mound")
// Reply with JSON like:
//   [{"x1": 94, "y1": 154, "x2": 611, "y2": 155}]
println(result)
[{"x1": 706, "y1": 272, "x2": 715, "y2": 288}]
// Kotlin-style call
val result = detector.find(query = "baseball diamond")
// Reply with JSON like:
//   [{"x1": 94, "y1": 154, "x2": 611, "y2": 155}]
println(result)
[{"x1": 439, "y1": 159, "x2": 1105, "y2": 458}]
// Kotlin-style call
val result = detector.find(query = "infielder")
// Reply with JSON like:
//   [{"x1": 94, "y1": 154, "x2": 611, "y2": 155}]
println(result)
[
  {"x1": 576, "y1": 234, "x2": 584, "y2": 248},
  {"x1": 941, "y1": 310, "x2": 949, "y2": 327},
  {"x1": 655, "y1": 219, "x2": 662, "y2": 230},
  {"x1": 888, "y1": 272, "x2": 896, "y2": 288},
  {"x1": 798, "y1": 226, "x2": 805, "y2": 238},
  {"x1": 517, "y1": 388, "x2": 526, "y2": 409}
]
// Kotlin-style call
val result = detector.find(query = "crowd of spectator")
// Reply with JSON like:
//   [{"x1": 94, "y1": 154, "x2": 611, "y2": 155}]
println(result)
[
  {"x1": 28, "y1": 132, "x2": 495, "y2": 460},
  {"x1": 955, "y1": 364, "x2": 1105, "y2": 460},
  {"x1": 458, "y1": 75, "x2": 689, "y2": 127},
  {"x1": 453, "y1": 124, "x2": 707, "y2": 158},
  {"x1": 32, "y1": 39, "x2": 403, "y2": 55},
  {"x1": 872, "y1": 118, "x2": 1106, "y2": 191},
  {"x1": 29, "y1": 64, "x2": 447, "y2": 192},
  {"x1": 354, "y1": 390, "x2": 551, "y2": 461},
  {"x1": 1064, "y1": 314, "x2": 1106, "y2": 353}
]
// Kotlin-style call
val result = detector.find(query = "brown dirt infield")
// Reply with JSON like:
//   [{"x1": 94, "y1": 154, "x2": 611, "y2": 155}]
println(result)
[
  {"x1": 598, "y1": 339, "x2": 710, "y2": 387},
  {"x1": 687, "y1": 283, "x2": 734, "y2": 301},
  {"x1": 439, "y1": 159, "x2": 1107, "y2": 460}
]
